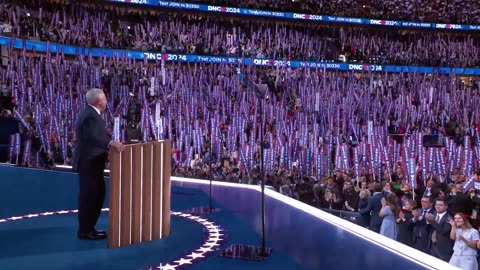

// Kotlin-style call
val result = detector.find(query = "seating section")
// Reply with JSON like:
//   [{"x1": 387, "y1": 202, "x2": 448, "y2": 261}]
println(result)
[
  {"x1": 173, "y1": 0, "x2": 480, "y2": 24},
  {"x1": 0, "y1": 0, "x2": 478, "y2": 215},
  {"x1": 0, "y1": 1, "x2": 478, "y2": 67}
]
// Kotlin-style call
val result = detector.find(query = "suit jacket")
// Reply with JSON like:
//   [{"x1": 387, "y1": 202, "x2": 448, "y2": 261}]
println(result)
[
  {"x1": 429, "y1": 213, "x2": 454, "y2": 254},
  {"x1": 359, "y1": 192, "x2": 384, "y2": 227},
  {"x1": 396, "y1": 211, "x2": 414, "y2": 246},
  {"x1": 357, "y1": 199, "x2": 370, "y2": 227},
  {"x1": 412, "y1": 208, "x2": 435, "y2": 241},
  {"x1": 72, "y1": 105, "x2": 110, "y2": 172}
]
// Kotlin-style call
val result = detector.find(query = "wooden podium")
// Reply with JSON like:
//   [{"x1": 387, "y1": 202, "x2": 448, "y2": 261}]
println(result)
[{"x1": 108, "y1": 141, "x2": 171, "y2": 248}]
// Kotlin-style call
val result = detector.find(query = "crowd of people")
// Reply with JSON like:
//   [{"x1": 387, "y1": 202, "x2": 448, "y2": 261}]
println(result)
[
  {"x1": 0, "y1": 0, "x2": 480, "y2": 268},
  {"x1": 179, "y1": 0, "x2": 480, "y2": 24},
  {"x1": 335, "y1": 170, "x2": 480, "y2": 269},
  {"x1": 1, "y1": 48, "x2": 480, "y2": 267},
  {"x1": 0, "y1": 48, "x2": 479, "y2": 178},
  {"x1": 0, "y1": 1, "x2": 479, "y2": 67}
]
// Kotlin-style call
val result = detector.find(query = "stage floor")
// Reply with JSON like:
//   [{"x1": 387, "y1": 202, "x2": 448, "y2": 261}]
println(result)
[
  {"x1": 0, "y1": 188, "x2": 303, "y2": 270},
  {"x1": 0, "y1": 166, "x2": 456, "y2": 270}
]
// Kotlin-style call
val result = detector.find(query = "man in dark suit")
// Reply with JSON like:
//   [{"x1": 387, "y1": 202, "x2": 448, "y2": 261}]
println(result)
[
  {"x1": 73, "y1": 88, "x2": 124, "y2": 240},
  {"x1": 359, "y1": 183, "x2": 384, "y2": 233},
  {"x1": 425, "y1": 198, "x2": 454, "y2": 261},
  {"x1": 451, "y1": 183, "x2": 474, "y2": 215},
  {"x1": 411, "y1": 196, "x2": 435, "y2": 254}
]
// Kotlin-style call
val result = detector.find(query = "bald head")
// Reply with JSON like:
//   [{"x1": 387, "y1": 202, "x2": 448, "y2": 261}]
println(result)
[{"x1": 86, "y1": 88, "x2": 107, "y2": 111}]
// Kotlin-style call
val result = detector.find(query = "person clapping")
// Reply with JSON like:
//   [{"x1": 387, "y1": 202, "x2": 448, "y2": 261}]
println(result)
[{"x1": 448, "y1": 213, "x2": 479, "y2": 270}]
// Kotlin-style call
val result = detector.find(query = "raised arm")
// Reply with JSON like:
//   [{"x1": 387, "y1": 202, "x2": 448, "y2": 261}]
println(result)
[
  {"x1": 379, "y1": 197, "x2": 387, "y2": 218},
  {"x1": 358, "y1": 197, "x2": 373, "y2": 215},
  {"x1": 429, "y1": 215, "x2": 452, "y2": 234},
  {"x1": 448, "y1": 218, "x2": 456, "y2": 240}
]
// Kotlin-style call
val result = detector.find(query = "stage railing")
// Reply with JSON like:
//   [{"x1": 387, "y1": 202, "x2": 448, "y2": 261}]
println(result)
[{"x1": 319, "y1": 208, "x2": 361, "y2": 224}]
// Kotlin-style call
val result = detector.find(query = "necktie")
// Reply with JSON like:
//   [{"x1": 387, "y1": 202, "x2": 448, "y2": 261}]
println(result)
[
  {"x1": 421, "y1": 209, "x2": 427, "y2": 221},
  {"x1": 432, "y1": 214, "x2": 440, "y2": 244}
]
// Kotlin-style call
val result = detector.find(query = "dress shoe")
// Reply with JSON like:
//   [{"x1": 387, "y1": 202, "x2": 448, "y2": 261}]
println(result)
[
  {"x1": 78, "y1": 232, "x2": 107, "y2": 240},
  {"x1": 95, "y1": 230, "x2": 107, "y2": 236}
]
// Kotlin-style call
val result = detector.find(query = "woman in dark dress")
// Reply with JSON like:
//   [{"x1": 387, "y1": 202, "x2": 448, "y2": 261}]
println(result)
[{"x1": 396, "y1": 199, "x2": 416, "y2": 247}]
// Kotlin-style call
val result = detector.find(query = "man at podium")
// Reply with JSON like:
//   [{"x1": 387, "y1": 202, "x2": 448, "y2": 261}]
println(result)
[{"x1": 72, "y1": 88, "x2": 125, "y2": 240}]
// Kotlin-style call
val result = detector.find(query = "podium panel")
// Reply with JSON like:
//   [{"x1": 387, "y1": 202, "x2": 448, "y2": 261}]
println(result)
[{"x1": 108, "y1": 141, "x2": 171, "y2": 248}]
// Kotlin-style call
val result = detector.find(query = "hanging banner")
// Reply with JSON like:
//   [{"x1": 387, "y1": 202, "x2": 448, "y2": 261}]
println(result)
[
  {"x1": 161, "y1": 59, "x2": 166, "y2": 86},
  {"x1": 22, "y1": 140, "x2": 31, "y2": 165},
  {"x1": 367, "y1": 121, "x2": 373, "y2": 144},
  {"x1": 14, "y1": 133, "x2": 21, "y2": 158},
  {"x1": 353, "y1": 146, "x2": 360, "y2": 178},
  {"x1": 8, "y1": 134, "x2": 15, "y2": 162},
  {"x1": 149, "y1": 77, "x2": 155, "y2": 96},
  {"x1": 155, "y1": 102, "x2": 162, "y2": 140},
  {"x1": 113, "y1": 116, "x2": 120, "y2": 141},
  {"x1": 409, "y1": 158, "x2": 416, "y2": 188},
  {"x1": 315, "y1": 92, "x2": 320, "y2": 112}
]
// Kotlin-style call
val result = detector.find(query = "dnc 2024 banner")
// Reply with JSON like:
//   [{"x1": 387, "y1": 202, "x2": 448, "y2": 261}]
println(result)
[
  {"x1": 106, "y1": 0, "x2": 480, "y2": 31},
  {"x1": 2, "y1": 36, "x2": 480, "y2": 75}
]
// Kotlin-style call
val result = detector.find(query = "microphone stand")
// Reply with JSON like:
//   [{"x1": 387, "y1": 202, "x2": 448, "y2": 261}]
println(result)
[
  {"x1": 221, "y1": 72, "x2": 271, "y2": 260},
  {"x1": 188, "y1": 104, "x2": 219, "y2": 216},
  {"x1": 258, "y1": 92, "x2": 267, "y2": 257},
  {"x1": 208, "y1": 106, "x2": 214, "y2": 213}
]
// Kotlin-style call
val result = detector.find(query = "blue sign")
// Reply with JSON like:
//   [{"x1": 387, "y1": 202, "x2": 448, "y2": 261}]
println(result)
[
  {"x1": 106, "y1": 0, "x2": 480, "y2": 32},
  {"x1": 1, "y1": 36, "x2": 480, "y2": 75}
]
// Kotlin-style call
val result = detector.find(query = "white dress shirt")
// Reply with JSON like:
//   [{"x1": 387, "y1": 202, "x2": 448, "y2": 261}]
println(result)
[
  {"x1": 89, "y1": 105, "x2": 100, "y2": 115},
  {"x1": 435, "y1": 211, "x2": 447, "y2": 223}
]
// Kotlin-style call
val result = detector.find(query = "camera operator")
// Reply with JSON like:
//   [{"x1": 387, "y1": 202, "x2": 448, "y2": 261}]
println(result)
[
  {"x1": 127, "y1": 94, "x2": 141, "y2": 124},
  {"x1": 125, "y1": 93, "x2": 142, "y2": 142},
  {"x1": 18, "y1": 115, "x2": 45, "y2": 167},
  {"x1": 126, "y1": 122, "x2": 142, "y2": 142}
]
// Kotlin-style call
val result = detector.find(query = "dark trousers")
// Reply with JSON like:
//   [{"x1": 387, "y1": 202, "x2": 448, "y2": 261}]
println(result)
[
  {"x1": 412, "y1": 237, "x2": 430, "y2": 254},
  {"x1": 77, "y1": 157, "x2": 106, "y2": 234},
  {"x1": 370, "y1": 222, "x2": 381, "y2": 234},
  {"x1": 430, "y1": 244, "x2": 452, "y2": 262}
]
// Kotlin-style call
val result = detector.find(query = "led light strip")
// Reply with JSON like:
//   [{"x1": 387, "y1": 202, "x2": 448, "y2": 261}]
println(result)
[
  {"x1": 129, "y1": 147, "x2": 133, "y2": 244},
  {"x1": 150, "y1": 144, "x2": 153, "y2": 241},
  {"x1": 0, "y1": 209, "x2": 224, "y2": 270},
  {"x1": 140, "y1": 145, "x2": 144, "y2": 241},
  {"x1": 159, "y1": 143, "x2": 164, "y2": 238}
]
